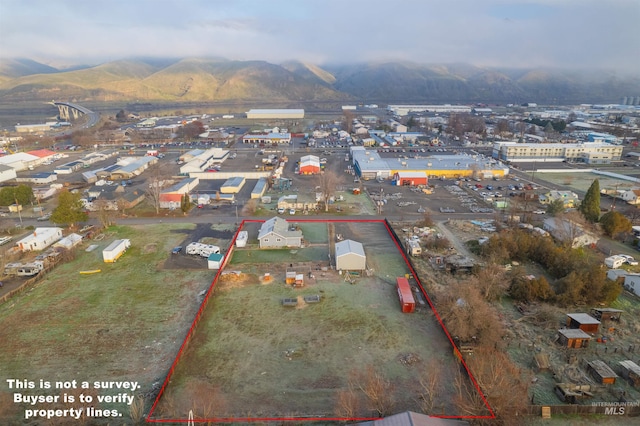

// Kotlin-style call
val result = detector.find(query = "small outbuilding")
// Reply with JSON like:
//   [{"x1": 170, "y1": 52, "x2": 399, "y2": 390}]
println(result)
[
  {"x1": 207, "y1": 253, "x2": 224, "y2": 270},
  {"x1": 619, "y1": 360, "x2": 640, "y2": 387},
  {"x1": 335, "y1": 239, "x2": 366, "y2": 271},
  {"x1": 394, "y1": 171, "x2": 428, "y2": 186},
  {"x1": 586, "y1": 360, "x2": 618, "y2": 385},
  {"x1": 590, "y1": 308, "x2": 623, "y2": 322},
  {"x1": 557, "y1": 329, "x2": 591, "y2": 349},
  {"x1": 566, "y1": 313, "x2": 601, "y2": 333},
  {"x1": 299, "y1": 155, "x2": 321, "y2": 175}
]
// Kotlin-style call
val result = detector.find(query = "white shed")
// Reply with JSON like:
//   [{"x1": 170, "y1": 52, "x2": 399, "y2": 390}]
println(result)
[
  {"x1": 53, "y1": 233, "x2": 83, "y2": 250},
  {"x1": 207, "y1": 253, "x2": 224, "y2": 269},
  {"x1": 335, "y1": 239, "x2": 366, "y2": 271}
]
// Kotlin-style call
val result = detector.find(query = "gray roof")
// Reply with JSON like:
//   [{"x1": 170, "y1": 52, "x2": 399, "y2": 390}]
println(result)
[
  {"x1": 258, "y1": 217, "x2": 302, "y2": 240},
  {"x1": 335, "y1": 239, "x2": 365, "y2": 258},
  {"x1": 567, "y1": 313, "x2": 601, "y2": 325},
  {"x1": 558, "y1": 329, "x2": 592, "y2": 339},
  {"x1": 222, "y1": 176, "x2": 245, "y2": 188},
  {"x1": 356, "y1": 411, "x2": 469, "y2": 426}
]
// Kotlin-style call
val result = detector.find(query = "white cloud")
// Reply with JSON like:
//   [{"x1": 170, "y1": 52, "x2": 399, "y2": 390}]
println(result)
[{"x1": 0, "y1": 0, "x2": 637, "y2": 72}]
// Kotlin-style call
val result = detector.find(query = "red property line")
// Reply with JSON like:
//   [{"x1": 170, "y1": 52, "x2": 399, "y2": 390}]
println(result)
[{"x1": 147, "y1": 218, "x2": 494, "y2": 423}]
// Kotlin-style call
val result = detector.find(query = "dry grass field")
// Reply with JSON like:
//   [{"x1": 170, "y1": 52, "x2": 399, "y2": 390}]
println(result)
[
  {"x1": 151, "y1": 221, "x2": 473, "y2": 421},
  {"x1": 0, "y1": 224, "x2": 233, "y2": 424}
]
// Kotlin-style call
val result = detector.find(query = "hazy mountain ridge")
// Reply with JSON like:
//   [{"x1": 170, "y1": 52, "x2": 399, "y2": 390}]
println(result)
[{"x1": 0, "y1": 57, "x2": 638, "y2": 104}]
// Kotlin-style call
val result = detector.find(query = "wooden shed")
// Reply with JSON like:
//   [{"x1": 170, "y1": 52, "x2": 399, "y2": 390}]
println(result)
[
  {"x1": 587, "y1": 360, "x2": 618, "y2": 385},
  {"x1": 619, "y1": 360, "x2": 640, "y2": 387},
  {"x1": 590, "y1": 308, "x2": 623, "y2": 322},
  {"x1": 566, "y1": 313, "x2": 601, "y2": 333},
  {"x1": 285, "y1": 270, "x2": 297, "y2": 285},
  {"x1": 557, "y1": 329, "x2": 591, "y2": 349},
  {"x1": 396, "y1": 277, "x2": 416, "y2": 313}
]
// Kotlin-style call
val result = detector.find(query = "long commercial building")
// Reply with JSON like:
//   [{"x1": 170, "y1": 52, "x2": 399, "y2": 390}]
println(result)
[
  {"x1": 245, "y1": 109, "x2": 304, "y2": 119},
  {"x1": 350, "y1": 147, "x2": 508, "y2": 180},
  {"x1": 492, "y1": 142, "x2": 623, "y2": 164}
]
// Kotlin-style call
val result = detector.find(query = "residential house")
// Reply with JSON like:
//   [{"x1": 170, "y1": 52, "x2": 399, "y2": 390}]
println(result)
[
  {"x1": 543, "y1": 217, "x2": 599, "y2": 248},
  {"x1": 258, "y1": 217, "x2": 303, "y2": 248},
  {"x1": 16, "y1": 227, "x2": 63, "y2": 252},
  {"x1": 538, "y1": 190, "x2": 580, "y2": 208},
  {"x1": 620, "y1": 189, "x2": 640, "y2": 205}
]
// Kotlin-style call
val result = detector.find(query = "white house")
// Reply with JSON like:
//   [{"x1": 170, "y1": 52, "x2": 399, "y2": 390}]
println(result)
[
  {"x1": 335, "y1": 239, "x2": 367, "y2": 271},
  {"x1": 16, "y1": 227, "x2": 63, "y2": 252},
  {"x1": 543, "y1": 218, "x2": 599, "y2": 248},
  {"x1": 620, "y1": 189, "x2": 640, "y2": 205},
  {"x1": 623, "y1": 274, "x2": 640, "y2": 296}
]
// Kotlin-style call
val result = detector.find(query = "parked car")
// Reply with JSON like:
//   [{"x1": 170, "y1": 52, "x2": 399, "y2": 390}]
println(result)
[
  {"x1": 289, "y1": 209, "x2": 296, "y2": 215},
  {"x1": 619, "y1": 254, "x2": 638, "y2": 266},
  {"x1": 171, "y1": 246, "x2": 182, "y2": 254},
  {"x1": 37, "y1": 213, "x2": 52, "y2": 221},
  {"x1": 277, "y1": 207, "x2": 285, "y2": 214}
]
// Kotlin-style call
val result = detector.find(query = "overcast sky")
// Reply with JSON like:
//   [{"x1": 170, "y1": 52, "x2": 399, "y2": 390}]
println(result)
[{"x1": 1, "y1": 0, "x2": 638, "y2": 72}]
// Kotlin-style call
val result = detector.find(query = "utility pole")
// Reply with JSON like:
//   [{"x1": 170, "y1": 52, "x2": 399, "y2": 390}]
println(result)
[{"x1": 14, "y1": 196, "x2": 23, "y2": 226}]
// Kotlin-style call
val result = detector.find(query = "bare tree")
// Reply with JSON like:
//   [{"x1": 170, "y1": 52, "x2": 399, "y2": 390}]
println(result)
[
  {"x1": 474, "y1": 264, "x2": 509, "y2": 301},
  {"x1": 349, "y1": 365, "x2": 395, "y2": 416},
  {"x1": 93, "y1": 199, "x2": 117, "y2": 228},
  {"x1": 145, "y1": 165, "x2": 172, "y2": 214},
  {"x1": 455, "y1": 347, "x2": 530, "y2": 425},
  {"x1": 317, "y1": 170, "x2": 343, "y2": 212},
  {"x1": 334, "y1": 388, "x2": 360, "y2": 418},
  {"x1": 417, "y1": 359, "x2": 442, "y2": 413}
]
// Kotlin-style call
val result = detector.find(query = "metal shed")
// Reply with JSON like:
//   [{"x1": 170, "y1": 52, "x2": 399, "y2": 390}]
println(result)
[
  {"x1": 335, "y1": 239, "x2": 366, "y2": 271},
  {"x1": 207, "y1": 253, "x2": 224, "y2": 270}
]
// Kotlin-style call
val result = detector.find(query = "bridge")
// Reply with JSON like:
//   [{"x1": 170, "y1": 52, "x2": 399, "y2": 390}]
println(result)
[{"x1": 49, "y1": 101, "x2": 100, "y2": 131}]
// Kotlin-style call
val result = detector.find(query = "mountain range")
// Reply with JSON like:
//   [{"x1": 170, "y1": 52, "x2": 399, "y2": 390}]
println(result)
[{"x1": 0, "y1": 57, "x2": 638, "y2": 105}]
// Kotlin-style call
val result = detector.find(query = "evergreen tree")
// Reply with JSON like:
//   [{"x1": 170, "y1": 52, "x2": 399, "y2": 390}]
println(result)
[
  {"x1": 600, "y1": 211, "x2": 632, "y2": 238},
  {"x1": 579, "y1": 179, "x2": 600, "y2": 222},
  {"x1": 180, "y1": 193, "x2": 191, "y2": 214},
  {"x1": 51, "y1": 190, "x2": 88, "y2": 227},
  {"x1": 546, "y1": 199, "x2": 565, "y2": 216}
]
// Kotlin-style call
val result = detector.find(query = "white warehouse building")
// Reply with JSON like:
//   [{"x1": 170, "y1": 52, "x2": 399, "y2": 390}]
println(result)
[{"x1": 246, "y1": 109, "x2": 305, "y2": 119}]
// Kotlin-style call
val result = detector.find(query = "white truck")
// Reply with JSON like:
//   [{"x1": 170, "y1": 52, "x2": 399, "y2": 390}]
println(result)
[{"x1": 102, "y1": 239, "x2": 131, "y2": 263}]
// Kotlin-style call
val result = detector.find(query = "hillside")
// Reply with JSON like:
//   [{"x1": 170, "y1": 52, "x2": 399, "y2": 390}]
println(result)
[{"x1": 0, "y1": 57, "x2": 638, "y2": 104}]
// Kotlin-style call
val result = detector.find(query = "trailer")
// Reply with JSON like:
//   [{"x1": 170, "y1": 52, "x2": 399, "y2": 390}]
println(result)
[
  {"x1": 604, "y1": 255, "x2": 625, "y2": 269},
  {"x1": 3, "y1": 261, "x2": 44, "y2": 277},
  {"x1": 186, "y1": 242, "x2": 220, "y2": 257},
  {"x1": 102, "y1": 239, "x2": 131, "y2": 263},
  {"x1": 396, "y1": 277, "x2": 416, "y2": 313}
]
